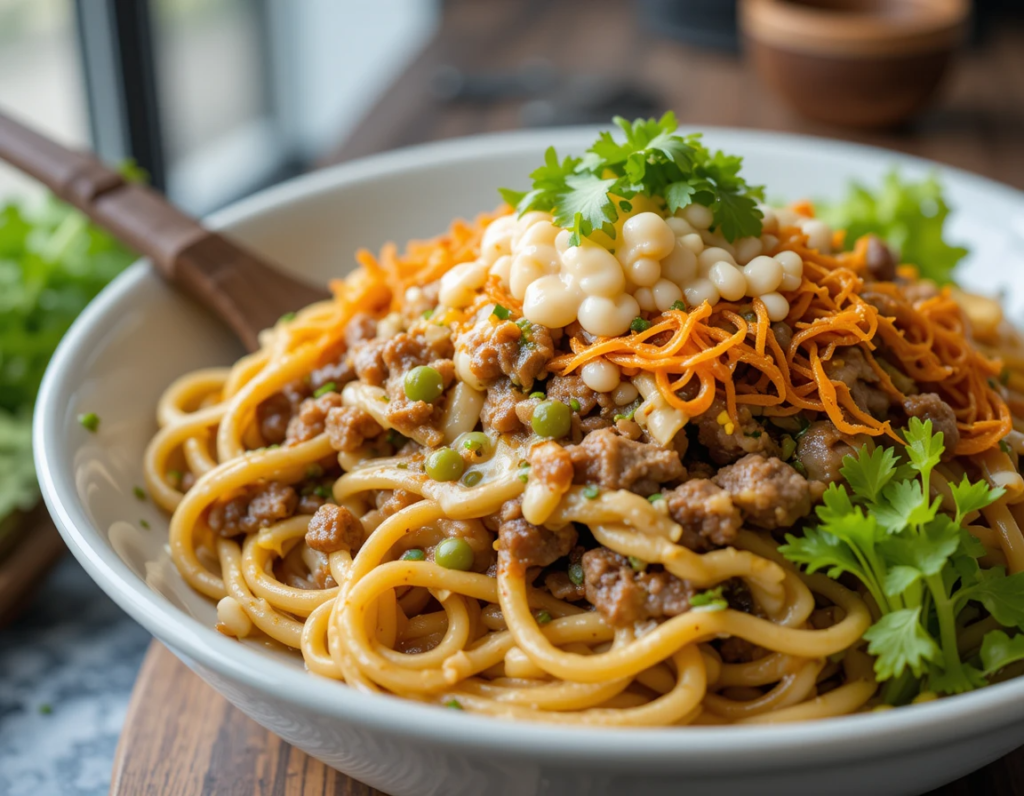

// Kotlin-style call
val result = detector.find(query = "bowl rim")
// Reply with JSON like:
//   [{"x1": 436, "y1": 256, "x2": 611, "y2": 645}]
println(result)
[{"x1": 33, "y1": 124, "x2": 1024, "y2": 768}]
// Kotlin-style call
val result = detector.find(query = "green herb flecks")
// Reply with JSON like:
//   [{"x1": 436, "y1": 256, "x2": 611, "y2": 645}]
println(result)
[
  {"x1": 499, "y1": 113, "x2": 764, "y2": 246},
  {"x1": 690, "y1": 586, "x2": 729, "y2": 612}
]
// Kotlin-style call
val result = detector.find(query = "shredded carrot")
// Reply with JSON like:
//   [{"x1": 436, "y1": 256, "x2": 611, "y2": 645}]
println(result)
[{"x1": 335, "y1": 207, "x2": 1012, "y2": 458}]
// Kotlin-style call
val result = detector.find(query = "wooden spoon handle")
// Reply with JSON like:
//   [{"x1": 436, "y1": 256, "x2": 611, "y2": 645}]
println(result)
[{"x1": 0, "y1": 110, "x2": 328, "y2": 351}]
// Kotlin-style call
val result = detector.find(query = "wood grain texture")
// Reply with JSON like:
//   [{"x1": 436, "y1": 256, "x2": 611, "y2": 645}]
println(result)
[{"x1": 113, "y1": 641, "x2": 1024, "y2": 796}]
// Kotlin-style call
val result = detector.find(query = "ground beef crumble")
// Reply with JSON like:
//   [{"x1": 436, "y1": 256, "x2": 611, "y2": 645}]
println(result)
[
  {"x1": 305, "y1": 504, "x2": 364, "y2": 553},
  {"x1": 497, "y1": 498, "x2": 577, "y2": 576},
  {"x1": 325, "y1": 405, "x2": 383, "y2": 452},
  {"x1": 208, "y1": 481, "x2": 298, "y2": 537},
  {"x1": 665, "y1": 479, "x2": 741, "y2": 552},
  {"x1": 713, "y1": 454, "x2": 812, "y2": 530},
  {"x1": 566, "y1": 428, "x2": 684, "y2": 495},
  {"x1": 457, "y1": 318, "x2": 554, "y2": 391},
  {"x1": 581, "y1": 548, "x2": 694, "y2": 626}
]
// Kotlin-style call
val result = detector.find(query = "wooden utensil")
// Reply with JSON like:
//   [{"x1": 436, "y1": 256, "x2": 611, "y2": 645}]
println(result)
[
  {"x1": 113, "y1": 640, "x2": 1024, "y2": 796},
  {"x1": 0, "y1": 111, "x2": 330, "y2": 352},
  {"x1": 0, "y1": 503, "x2": 65, "y2": 624}
]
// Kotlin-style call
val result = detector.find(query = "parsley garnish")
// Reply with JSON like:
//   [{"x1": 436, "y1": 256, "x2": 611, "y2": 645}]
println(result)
[
  {"x1": 499, "y1": 113, "x2": 764, "y2": 246},
  {"x1": 630, "y1": 317, "x2": 651, "y2": 333},
  {"x1": 780, "y1": 418, "x2": 1023, "y2": 701}
]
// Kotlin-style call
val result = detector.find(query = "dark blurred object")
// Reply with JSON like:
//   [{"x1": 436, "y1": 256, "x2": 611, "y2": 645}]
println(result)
[
  {"x1": 431, "y1": 59, "x2": 558, "y2": 102},
  {"x1": 640, "y1": 0, "x2": 739, "y2": 50},
  {"x1": 741, "y1": 0, "x2": 970, "y2": 129},
  {"x1": 431, "y1": 60, "x2": 660, "y2": 127},
  {"x1": 0, "y1": 504, "x2": 65, "y2": 626}
]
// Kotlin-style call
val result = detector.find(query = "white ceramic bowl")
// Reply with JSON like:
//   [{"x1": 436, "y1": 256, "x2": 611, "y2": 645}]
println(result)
[{"x1": 34, "y1": 128, "x2": 1024, "y2": 796}]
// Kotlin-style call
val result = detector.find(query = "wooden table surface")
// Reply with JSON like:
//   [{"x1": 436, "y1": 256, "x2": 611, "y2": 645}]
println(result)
[{"x1": 114, "y1": 3, "x2": 1024, "y2": 794}]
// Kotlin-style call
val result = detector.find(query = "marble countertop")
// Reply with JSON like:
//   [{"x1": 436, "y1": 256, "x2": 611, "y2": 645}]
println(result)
[{"x1": 0, "y1": 554, "x2": 150, "y2": 796}]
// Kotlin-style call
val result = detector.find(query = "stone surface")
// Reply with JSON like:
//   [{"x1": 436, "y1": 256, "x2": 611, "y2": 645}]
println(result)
[{"x1": 0, "y1": 554, "x2": 150, "y2": 796}]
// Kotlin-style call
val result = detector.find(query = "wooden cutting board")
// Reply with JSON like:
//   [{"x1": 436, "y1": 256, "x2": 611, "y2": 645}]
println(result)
[{"x1": 112, "y1": 641, "x2": 1024, "y2": 796}]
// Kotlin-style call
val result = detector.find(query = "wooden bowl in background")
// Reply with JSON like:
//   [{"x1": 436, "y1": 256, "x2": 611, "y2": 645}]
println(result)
[{"x1": 740, "y1": 0, "x2": 970, "y2": 128}]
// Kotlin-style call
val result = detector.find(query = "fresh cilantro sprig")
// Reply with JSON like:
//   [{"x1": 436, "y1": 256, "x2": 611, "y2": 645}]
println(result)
[
  {"x1": 781, "y1": 418, "x2": 1024, "y2": 702},
  {"x1": 499, "y1": 113, "x2": 764, "y2": 246}
]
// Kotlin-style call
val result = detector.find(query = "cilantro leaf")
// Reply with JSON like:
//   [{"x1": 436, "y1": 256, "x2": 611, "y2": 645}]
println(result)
[
  {"x1": 873, "y1": 479, "x2": 932, "y2": 535},
  {"x1": 817, "y1": 170, "x2": 968, "y2": 286},
  {"x1": 497, "y1": 115, "x2": 763, "y2": 245},
  {"x1": 950, "y1": 475, "x2": 1004, "y2": 525},
  {"x1": 878, "y1": 515, "x2": 960, "y2": 579},
  {"x1": 929, "y1": 660, "x2": 987, "y2": 695},
  {"x1": 863, "y1": 608, "x2": 940, "y2": 680},
  {"x1": 980, "y1": 630, "x2": 1024, "y2": 677},
  {"x1": 960, "y1": 569, "x2": 1024, "y2": 627},
  {"x1": 780, "y1": 526, "x2": 866, "y2": 583},
  {"x1": 904, "y1": 417, "x2": 944, "y2": 481},
  {"x1": 840, "y1": 444, "x2": 898, "y2": 505}
]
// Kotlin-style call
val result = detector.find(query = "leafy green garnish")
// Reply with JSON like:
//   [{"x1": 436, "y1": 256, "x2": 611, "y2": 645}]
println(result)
[
  {"x1": 690, "y1": 586, "x2": 729, "y2": 612},
  {"x1": 0, "y1": 177, "x2": 136, "y2": 527},
  {"x1": 818, "y1": 170, "x2": 968, "y2": 285},
  {"x1": 781, "y1": 418, "x2": 1022, "y2": 701},
  {"x1": 500, "y1": 113, "x2": 764, "y2": 246}
]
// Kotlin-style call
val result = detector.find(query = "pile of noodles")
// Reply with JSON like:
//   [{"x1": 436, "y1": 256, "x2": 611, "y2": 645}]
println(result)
[{"x1": 143, "y1": 204, "x2": 1024, "y2": 726}]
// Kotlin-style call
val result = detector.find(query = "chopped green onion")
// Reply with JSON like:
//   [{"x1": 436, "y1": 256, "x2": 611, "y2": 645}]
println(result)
[
  {"x1": 313, "y1": 381, "x2": 337, "y2": 398},
  {"x1": 517, "y1": 472, "x2": 529, "y2": 483},
  {"x1": 529, "y1": 391, "x2": 546, "y2": 400},
  {"x1": 279, "y1": 311, "x2": 296, "y2": 323},
  {"x1": 613, "y1": 409, "x2": 636, "y2": 423},
  {"x1": 630, "y1": 317, "x2": 651, "y2": 333},
  {"x1": 401, "y1": 548, "x2": 426, "y2": 561},
  {"x1": 780, "y1": 434, "x2": 797, "y2": 461},
  {"x1": 628, "y1": 555, "x2": 647, "y2": 572},
  {"x1": 1000, "y1": 439, "x2": 1012, "y2": 455},
  {"x1": 133, "y1": 486, "x2": 146, "y2": 501},
  {"x1": 78, "y1": 412, "x2": 100, "y2": 432},
  {"x1": 535, "y1": 610, "x2": 553, "y2": 625},
  {"x1": 314, "y1": 485, "x2": 331, "y2": 498},
  {"x1": 140, "y1": 519, "x2": 150, "y2": 530},
  {"x1": 583, "y1": 484, "x2": 600, "y2": 500},
  {"x1": 463, "y1": 471, "x2": 483, "y2": 487},
  {"x1": 444, "y1": 699, "x2": 463, "y2": 710},
  {"x1": 569, "y1": 398, "x2": 581, "y2": 413},
  {"x1": 491, "y1": 304, "x2": 511, "y2": 320},
  {"x1": 396, "y1": 462, "x2": 409, "y2": 470},
  {"x1": 647, "y1": 493, "x2": 664, "y2": 503},
  {"x1": 791, "y1": 460, "x2": 808, "y2": 477},
  {"x1": 568, "y1": 562, "x2": 585, "y2": 586}
]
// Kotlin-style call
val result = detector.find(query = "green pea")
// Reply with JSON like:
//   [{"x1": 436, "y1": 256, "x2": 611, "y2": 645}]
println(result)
[
  {"x1": 568, "y1": 562, "x2": 584, "y2": 586},
  {"x1": 435, "y1": 537, "x2": 474, "y2": 571},
  {"x1": 531, "y1": 400, "x2": 571, "y2": 439},
  {"x1": 426, "y1": 447, "x2": 465, "y2": 481},
  {"x1": 404, "y1": 365, "x2": 444, "y2": 403},
  {"x1": 401, "y1": 548, "x2": 426, "y2": 561},
  {"x1": 462, "y1": 432, "x2": 491, "y2": 456}
]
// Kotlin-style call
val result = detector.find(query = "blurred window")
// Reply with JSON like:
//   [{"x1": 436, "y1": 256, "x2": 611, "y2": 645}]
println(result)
[{"x1": 0, "y1": 0, "x2": 87, "y2": 199}]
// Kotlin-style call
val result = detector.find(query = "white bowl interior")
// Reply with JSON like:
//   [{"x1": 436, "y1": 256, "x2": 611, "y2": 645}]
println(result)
[{"x1": 33, "y1": 127, "x2": 1024, "y2": 776}]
